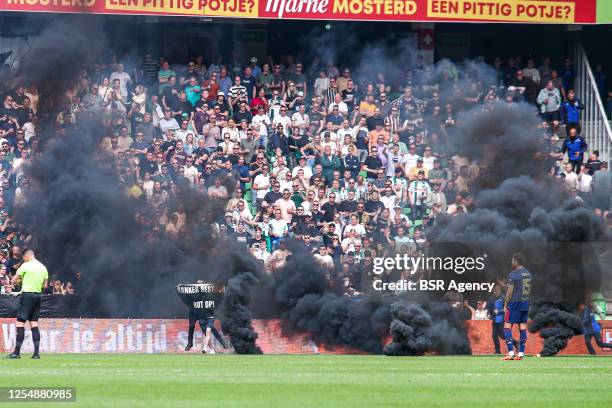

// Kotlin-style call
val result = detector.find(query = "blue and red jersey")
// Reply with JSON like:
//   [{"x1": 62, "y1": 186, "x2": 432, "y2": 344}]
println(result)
[{"x1": 507, "y1": 268, "x2": 531, "y2": 311}]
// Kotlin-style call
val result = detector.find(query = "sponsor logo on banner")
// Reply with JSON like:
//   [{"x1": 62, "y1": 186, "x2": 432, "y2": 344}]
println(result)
[
  {"x1": 257, "y1": 0, "x2": 596, "y2": 23},
  {"x1": 0, "y1": 0, "x2": 601, "y2": 23}
]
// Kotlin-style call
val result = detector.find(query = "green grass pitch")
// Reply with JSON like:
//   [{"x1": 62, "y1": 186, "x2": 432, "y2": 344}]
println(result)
[{"x1": 1, "y1": 354, "x2": 611, "y2": 407}]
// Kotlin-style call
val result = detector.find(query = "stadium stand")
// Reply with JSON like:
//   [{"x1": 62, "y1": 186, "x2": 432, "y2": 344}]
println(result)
[{"x1": 0, "y1": 52, "x2": 610, "y2": 318}]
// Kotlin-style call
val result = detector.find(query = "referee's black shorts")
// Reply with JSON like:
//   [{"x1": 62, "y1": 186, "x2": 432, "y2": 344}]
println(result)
[{"x1": 18, "y1": 292, "x2": 42, "y2": 322}]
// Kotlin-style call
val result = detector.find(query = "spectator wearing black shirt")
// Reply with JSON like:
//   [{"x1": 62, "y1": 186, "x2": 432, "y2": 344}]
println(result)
[
  {"x1": 295, "y1": 216, "x2": 317, "y2": 239},
  {"x1": 139, "y1": 151, "x2": 158, "y2": 178},
  {"x1": 341, "y1": 80, "x2": 357, "y2": 112},
  {"x1": 321, "y1": 192, "x2": 340, "y2": 222},
  {"x1": 161, "y1": 130, "x2": 178, "y2": 152},
  {"x1": 249, "y1": 227, "x2": 267, "y2": 249},
  {"x1": 174, "y1": 91, "x2": 194, "y2": 123},
  {"x1": 322, "y1": 223, "x2": 338, "y2": 247},
  {"x1": 365, "y1": 191, "x2": 385, "y2": 217},
  {"x1": 241, "y1": 67, "x2": 257, "y2": 100},
  {"x1": 233, "y1": 223, "x2": 249, "y2": 244},
  {"x1": 5, "y1": 245, "x2": 22, "y2": 276},
  {"x1": 227, "y1": 145, "x2": 242, "y2": 166},
  {"x1": 366, "y1": 109, "x2": 385, "y2": 130},
  {"x1": 233, "y1": 101, "x2": 253, "y2": 123},
  {"x1": 363, "y1": 147, "x2": 383, "y2": 180},
  {"x1": 508, "y1": 70, "x2": 537, "y2": 103},
  {"x1": 290, "y1": 207, "x2": 308, "y2": 233},
  {"x1": 268, "y1": 125, "x2": 290, "y2": 156},
  {"x1": 309, "y1": 201, "x2": 325, "y2": 226},
  {"x1": 179, "y1": 62, "x2": 201, "y2": 87},
  {"x1": 344, "y1": 145, "x2": 360, "y2": 179},
  {"x1": 195, "y1": 91, "x2": 214, "y2": 112},
  {"x1": 585, "y1": 151, "x2": 602, "y2": 176},
  {"x1": 340, "y1": 189, "x2": 359, "y2": 214},
  {"x1": 309, "y1": 164, "x2": 325, "y2": 185},
  {"x1": 161, "y1": 76, "x2": 180, "y2": 112},
  {"x1": 289, "y1": 131, "x2": 310, "y2": 161},
  {"x1": 262, "y1": 181, "x2": 283, "y2": 210}
]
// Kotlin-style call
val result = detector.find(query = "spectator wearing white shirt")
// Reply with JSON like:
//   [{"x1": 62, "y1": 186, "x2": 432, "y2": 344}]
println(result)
[
  {"x1": 562, "y1": 163, "x2": 579, "y2": 191},
  {"x1": 337, "y1": 119, "x2": 355, "y2": 142},
  {"x1": 291, "y1": 104, "x2": 309, "y2": 136},
  {"x1": 577, "y1": 165, "x2": 593, "y2": 197},
  {"x1": 523, "y1": 58, "x2": 541, "y2": 84},
  {"x1": 274, "y1": 189, "x2": 296, "y2": 222},
  {"x1": 401, "y1": 144, "x2": 421, "y2": 174},
  {"x1": 421, "y1": 147, "x2": 436, "y2": 171},
  {"x1": 269, "y1": 209, "x2": 288, "y2": 249},
  {"x1": 252, "y1": 106, "x2": 271, "y2": 144},
  {"x1": 252, "y1": 164, "x2": 271, "y2": 209},
  {"x1": 341, "y1": 229, "x2": 361, "y2": 253},
  {"x1": 343, "y1": 214, "x2": 366, "y2": 237},
  {"x1": 380, "y1": 187, "x2": 398, "y2": 218},
  {"x1": 272, "y1": 107, "x2": 292, "y2": 134},
  {"x1": 314, "y1": 70, "x2": 330, "y2": 97},
  {"x1": 183, "y1": 157, "x2": 199, "y2": 186},
  {"x1": 150, "y1": 95, "x2": 164, "y2": 128},
  {"x1": 327, "y1": 93, "x2": 348, "y2": 116},
  {"x1": 159, "y1": 110, "x2": 180, "y2": 134},
  {"x1": 221, "y1": 118, "x2": 240, "y2": 142},
  {"x1": 292, "y1": 157, "x2": 313, "y2": 180},
  {"x1": 110, "y1": 63, "x2": 132, "y2": 99},
  {"x1": 320, "y1": 121, "x2": 339, "y2": 143},
  {"x1": 314, "y1": 245, "x2": 335, "y2": 269},
  {"x1": 386, "y1": 144, "x2": 402, "y2": 178},
  {"x1": 175, "y1": 120, "x2": 196, "y2": 143}
]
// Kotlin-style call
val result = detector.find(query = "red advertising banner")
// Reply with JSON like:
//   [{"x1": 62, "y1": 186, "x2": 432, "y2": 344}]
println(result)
[
  {"x1": 259, "y1": 0, "x2": 596, "y2": 23},
  {"x1": 1, "y1": 318, "x2": 610, "y2": 354},
  {"x1": 0, "y1": 0, "x2": 600, "y2": 23}
]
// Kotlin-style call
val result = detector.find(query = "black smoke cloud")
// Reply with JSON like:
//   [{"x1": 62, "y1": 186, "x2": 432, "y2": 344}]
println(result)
[
  {"x1": 449, "y1": 102, "x2": 552, "y2": 189},
  {"x1": 430, "y1": 101, "x2": 609, "y2": 356},
  {"x1": 14, "y1": 16, "x2": 106, "y2": 106},
  {"x1": 222, "y1": 272, "x2": 262, "y2": 354},
  {"x1": 528, "y1": 304, "x2": 583, "y2": 357},
  {"x1": 273, "y1": 243, "x2": 387, "y2": 353},
  {"x1": 271, "y1": 242, "x2": 471, "y2": 355},
  {"x1": 11, "y1": 17, "x2": 264, "y2": 353},
  {"x1": 383, "y1": 301, "x2": 470, "y2": 356},
  {"x1": 17, "y1": 119, "x2": 262, "y2": 319}
]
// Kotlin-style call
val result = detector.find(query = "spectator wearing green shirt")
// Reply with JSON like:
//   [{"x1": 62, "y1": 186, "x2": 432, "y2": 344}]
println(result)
[
  {"x1": 184, "y1": 77, "x2": 202, "y2": 106},
  {"x1": 158, "y1": 61, "x2": 176, "y2": 94}
]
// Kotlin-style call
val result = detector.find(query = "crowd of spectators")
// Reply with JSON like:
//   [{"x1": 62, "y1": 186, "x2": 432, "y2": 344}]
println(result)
[{"x1": 0, "y1": 51, "x2": 611, "y2": 310}]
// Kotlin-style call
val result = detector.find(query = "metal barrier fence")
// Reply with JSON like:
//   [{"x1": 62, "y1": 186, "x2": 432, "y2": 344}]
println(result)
[{"x1": 574, "y1": 44, "x2": 612, "y2": 163}]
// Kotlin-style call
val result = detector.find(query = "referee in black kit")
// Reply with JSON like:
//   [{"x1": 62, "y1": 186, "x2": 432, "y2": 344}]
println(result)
[{"x1": 5, "y1": 249, "x2": 49, "y2": 359}]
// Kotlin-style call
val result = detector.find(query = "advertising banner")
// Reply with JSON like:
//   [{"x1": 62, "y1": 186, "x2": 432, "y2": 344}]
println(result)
[
  {"x1": 259, "y1": 0, "x2": 596, "y2": 23},
  {"x1": 0, "y1": 0, "x2": 605, "y2": 24},
  {"x1": 1, "y1": 318, "x2": 610, "y2": 354}
]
